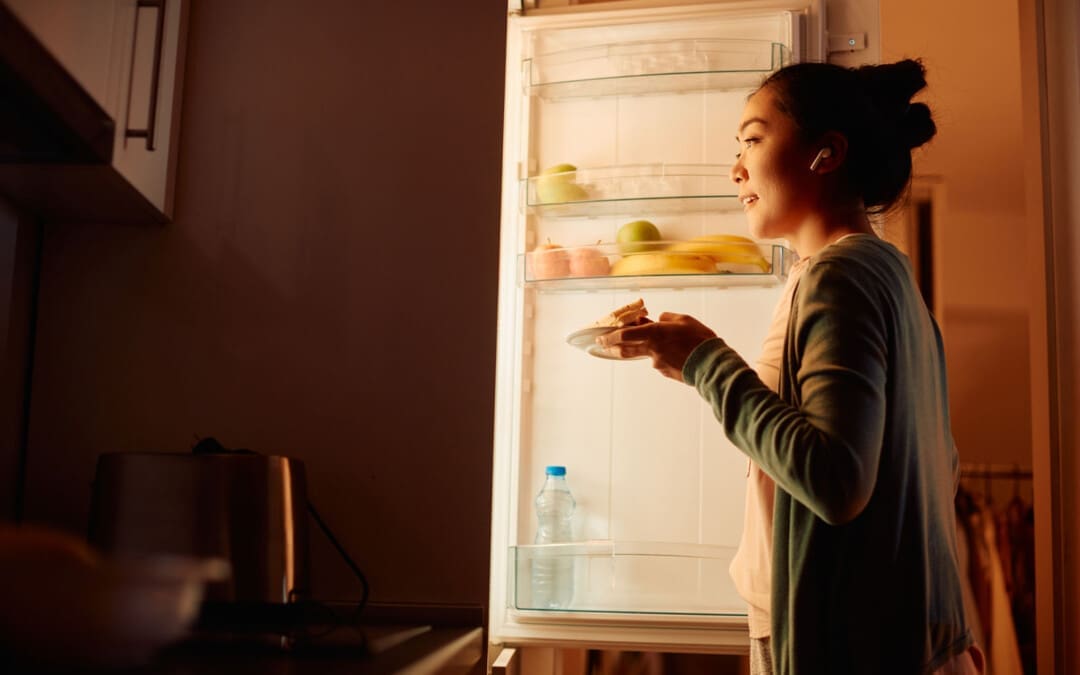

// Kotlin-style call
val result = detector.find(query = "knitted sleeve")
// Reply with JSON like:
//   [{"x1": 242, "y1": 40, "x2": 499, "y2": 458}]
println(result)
[{"x1": 683, "y1": 258, "x2": 887, "y2": 525}]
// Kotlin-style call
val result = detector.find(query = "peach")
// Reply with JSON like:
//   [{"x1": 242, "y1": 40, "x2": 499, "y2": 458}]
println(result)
[
  {"x1": 526, "y1": 241, "x2": 570, "y2": 280},
  {"x1": 568, "y1": 246, "x2": 611, "y2": 277}
]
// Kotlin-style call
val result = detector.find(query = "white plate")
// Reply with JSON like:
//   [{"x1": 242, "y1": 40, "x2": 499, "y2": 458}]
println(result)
[{"x1": 566, "y1": 326, "x2": 648, "y2": 360}]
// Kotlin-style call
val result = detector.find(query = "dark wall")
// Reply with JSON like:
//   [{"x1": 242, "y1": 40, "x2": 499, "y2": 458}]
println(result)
[
  {"x1": 22, "y1": 0, "x2": 506, "y2": 606},
  {"x1": 0, "y1": 198, "x2": 38, "y2": 522}
]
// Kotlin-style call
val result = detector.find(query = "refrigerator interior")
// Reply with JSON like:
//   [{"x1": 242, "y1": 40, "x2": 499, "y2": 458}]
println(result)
[{"x1": 490, "y1": 4, "x2": 808, "y2": 648}]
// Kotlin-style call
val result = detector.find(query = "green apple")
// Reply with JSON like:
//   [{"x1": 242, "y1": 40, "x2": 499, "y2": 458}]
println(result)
[
  {"x1": 537, "y1": 181, "x2": 588, "y2": 204},
  {"x1": 616, "y1": 220, "x2": 662, "y2": 253},
  {"x1": 540, "y1": 163, "x2": 577, "y2": 180},
  {"x1": 535, "y1": 163, "x2": 587, "y2": 203}
]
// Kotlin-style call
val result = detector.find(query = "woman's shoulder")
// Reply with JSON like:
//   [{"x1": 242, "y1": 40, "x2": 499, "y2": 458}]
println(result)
[
  {"x1": 796, "y1": 234, "x2": 912, "y2": 305},
  {"x1": 805, "y1": 234, "x2": 909, "y2": 280},
  {"x1": 818, "y1": 233, "x2": 901, "y2": 260}
]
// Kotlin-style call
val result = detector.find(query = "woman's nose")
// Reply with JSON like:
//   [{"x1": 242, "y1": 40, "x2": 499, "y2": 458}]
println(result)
[{"x1": 729, "y1": 161, "x2": 746, "y2": 184}]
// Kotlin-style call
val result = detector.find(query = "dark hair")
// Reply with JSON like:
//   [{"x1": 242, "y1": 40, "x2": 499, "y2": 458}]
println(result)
[{"x1": 758, "y1": 58, "x2": 936, "y2": 214}]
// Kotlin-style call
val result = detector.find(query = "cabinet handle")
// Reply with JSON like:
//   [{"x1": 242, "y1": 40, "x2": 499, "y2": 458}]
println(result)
[{"x1": 124, "y1": 0, "x2": 166, "y2": 151}]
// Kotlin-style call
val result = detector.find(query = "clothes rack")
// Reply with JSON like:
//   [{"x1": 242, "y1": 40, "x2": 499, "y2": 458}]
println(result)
[
  {"x1": 955, "y1": 462, "x2": 1036, "y2": 675},
  {"x1": 958, "y1": 463, "x2": 1032, "y2": 480}
]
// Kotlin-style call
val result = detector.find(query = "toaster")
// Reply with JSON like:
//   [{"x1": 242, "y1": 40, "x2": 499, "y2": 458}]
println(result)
[{"x1": 88, "y1": 451, "x2": 311, "y2": 606}]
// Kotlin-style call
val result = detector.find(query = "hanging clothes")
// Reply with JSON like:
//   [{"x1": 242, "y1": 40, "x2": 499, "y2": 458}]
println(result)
[
  {"x1": 978, "y1": 502, "x2": 1023, "y2": 675},
  {"x1": 955, "y1": 484, "x2": 1026, "y2": 675},
  {"x1": 1002, "y1": 496, "x2": 1036, "y2": 675},
  {"x1": 954, "y1": 508, "x2": 985, "y2": 656},
  {"x1": 956, "y1": 488, "x2": 992, "y2": 646}
]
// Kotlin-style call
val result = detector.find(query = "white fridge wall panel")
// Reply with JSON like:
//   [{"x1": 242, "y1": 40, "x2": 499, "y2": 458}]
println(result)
[
  {"x1": 518, "y1": 283, "x2": 782, "y2": 548},
  {"x1": 533, "y1": 90, "x2": 765, "y2": 175},
  {"x1": 521, "y1": 291, "x2": 631, "y2": 541},
  {"x1": 524, "y1": 292, "x2": 621, "y2": 543},
  {"x1": 693, "y1": 285, "x2": 782, "y2": 545},
  {"x1": 611, "y1": 96, "x2": 708, "y2": 165},
  {"x1": 533, "y1": 98, "x2": 620, "y2": 172},
  {"x1": 610, "y1": 355, "x2": 706, "y2": 543},
  {"x1": 703, "y1": 90, "x2": 754, "y2": 163},
  {"x1": 530, "y1": 215, "x2": 622, "y2": 251}
]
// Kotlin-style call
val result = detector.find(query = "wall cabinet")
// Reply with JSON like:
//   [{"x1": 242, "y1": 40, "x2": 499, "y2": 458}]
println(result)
[{"x1": 0, "y1": 0, "x2": 188, "y2": 224}]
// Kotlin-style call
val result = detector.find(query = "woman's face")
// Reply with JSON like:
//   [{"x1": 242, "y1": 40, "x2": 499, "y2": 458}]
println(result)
[{"x1": 731, "y1": 86, "x2": 820, "y2": 240}]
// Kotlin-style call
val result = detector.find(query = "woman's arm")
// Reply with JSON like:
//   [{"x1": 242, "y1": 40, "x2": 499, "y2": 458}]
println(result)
[{"x1": 685, "y1": 259, "x2": 888, "y2": 525}]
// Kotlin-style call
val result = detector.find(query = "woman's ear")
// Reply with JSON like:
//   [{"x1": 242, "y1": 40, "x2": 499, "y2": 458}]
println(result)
[{"x1": 809, "y1": 132, "x2": 848, "y2": 173}]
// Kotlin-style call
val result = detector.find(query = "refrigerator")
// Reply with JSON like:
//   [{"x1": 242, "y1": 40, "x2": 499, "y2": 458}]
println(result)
[{"x1": 489, "y1": 0, "x2": 878, "y2": 663}]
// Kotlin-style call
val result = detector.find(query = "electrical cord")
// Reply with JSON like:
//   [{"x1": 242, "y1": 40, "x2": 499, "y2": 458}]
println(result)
[
  {"x1": 191, "y1": 436, "x2": 371, "y2": 642},
  {"x1": 305, "y1": 499, "x2": 370, "y2": 617}
]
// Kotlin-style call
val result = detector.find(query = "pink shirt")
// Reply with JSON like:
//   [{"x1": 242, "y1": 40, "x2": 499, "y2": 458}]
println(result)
[{"x1": 729, "y1": 257, "x2": 807, "y2": 638}]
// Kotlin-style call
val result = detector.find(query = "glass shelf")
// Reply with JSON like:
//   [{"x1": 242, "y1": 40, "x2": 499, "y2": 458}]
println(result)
[
  {"x1": 524, "y1": 164, "x2": 741, "y2": 218},
  {"x1": 525, "y1": 39, "x2": 788, "y2": 100},
  {"x1": 509, "y1": 541, "x2": 745, "y2": 616},
  {"x1": 520, "y1": 241, "x2": 794, "y2": 292}
]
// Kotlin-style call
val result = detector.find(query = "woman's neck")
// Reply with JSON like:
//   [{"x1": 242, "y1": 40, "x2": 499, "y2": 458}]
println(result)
[{"x1": 788, "y1": 204, "x2": 875, "y2": 258}]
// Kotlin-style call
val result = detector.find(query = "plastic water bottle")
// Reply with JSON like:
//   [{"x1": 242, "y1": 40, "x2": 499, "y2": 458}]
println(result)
[{"x1": 532, "y1": 465, "x2": 576, "y2": 609}]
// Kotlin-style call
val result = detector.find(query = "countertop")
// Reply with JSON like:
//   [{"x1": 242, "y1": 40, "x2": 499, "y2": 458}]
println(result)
[
  {"x1": 3, "y1": 602, "x2": 486, "y2": 675},
  {"x1": 134, "y1": 625, "x2": 485, "y2": 675}
]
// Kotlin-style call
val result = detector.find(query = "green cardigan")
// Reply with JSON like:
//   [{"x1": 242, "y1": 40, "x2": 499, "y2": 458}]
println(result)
[{"x1": 684, "y1": 235, "x2": 973, "y2": 674}]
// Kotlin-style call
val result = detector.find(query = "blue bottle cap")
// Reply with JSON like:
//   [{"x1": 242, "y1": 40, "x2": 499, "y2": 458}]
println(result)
[{"x1": 545, "y1": 465, "x2": 566, "y2": 476}]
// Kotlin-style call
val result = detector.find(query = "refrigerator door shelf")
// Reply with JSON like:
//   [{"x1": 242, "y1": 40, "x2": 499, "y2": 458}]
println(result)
[
  {"x1": 524, "y1": 163, "x2": 740, "y2": 216},
  {"x1": 528, "y1": 195, "x2": 744, "y2": 218},
  {"x1": 509, "y1": 541, "x2": 745, "y2": 618},
  {"x1": 520, "y1": 243, "x2": 795, "y2": 291},
  {"x1": 525, "y1": 39, "x2": 789, "y2": 99}
]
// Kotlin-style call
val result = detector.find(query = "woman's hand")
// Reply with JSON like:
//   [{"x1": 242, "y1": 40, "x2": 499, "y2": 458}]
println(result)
[{"x1": 597, "y1": 312, "x2": 717, "y2": 382}]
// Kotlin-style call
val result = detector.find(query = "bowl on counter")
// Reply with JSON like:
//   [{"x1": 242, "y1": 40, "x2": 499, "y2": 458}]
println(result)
[{"x1": 0, "y1": 525, "x2": 229, "y2": 669}]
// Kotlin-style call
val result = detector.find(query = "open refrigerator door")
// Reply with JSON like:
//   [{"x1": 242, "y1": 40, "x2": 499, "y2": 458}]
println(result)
[{"x1": 490, "y1": 0, "x2": 854, "y2": 657}]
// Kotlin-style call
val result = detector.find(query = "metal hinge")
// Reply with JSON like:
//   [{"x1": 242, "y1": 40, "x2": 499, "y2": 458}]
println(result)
[{"x1": 827, "y1": 32, "x2": 868, "y2": 54}]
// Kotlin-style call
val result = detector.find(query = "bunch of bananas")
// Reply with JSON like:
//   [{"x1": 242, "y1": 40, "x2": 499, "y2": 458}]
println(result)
[
  {"x1": 665, "y1": 234, "x2": 770, "y2": 273},
  {"x1": 610, "y1": 251, "x2": 715, "y2": 276},
  {"x1": 609, "y1": 234, "x2": 770, "y2": 276}
]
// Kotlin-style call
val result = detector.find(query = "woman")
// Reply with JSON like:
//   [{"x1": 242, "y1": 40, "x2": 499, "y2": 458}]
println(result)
[{"x1": 599, "y1": 60, "x2": 983, "y2": 674}]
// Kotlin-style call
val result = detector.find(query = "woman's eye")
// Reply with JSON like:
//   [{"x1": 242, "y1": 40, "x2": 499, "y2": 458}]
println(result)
[{"x1": 735, "y1": 137, "x2": 759, "y2": 159}]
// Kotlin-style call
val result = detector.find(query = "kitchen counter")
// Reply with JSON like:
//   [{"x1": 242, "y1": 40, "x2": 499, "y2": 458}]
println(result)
[
  {"x1": 4, "y1": 602, "x2": 485, "y2": 675},
  {"x1": 134, "y1": 625, "x2": 485, "y2": 675},
  {"x1": 145, "y1": 602, "x2": 485, "y2": 675}
]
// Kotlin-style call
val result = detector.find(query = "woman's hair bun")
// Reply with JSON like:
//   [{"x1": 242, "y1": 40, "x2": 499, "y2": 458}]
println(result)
[
  {"x1": 855, "y1": 59, "x2": 936, "y2": 149},
  {"x1": 901, "y1": 102, "x2": 936, "y2": 149}
]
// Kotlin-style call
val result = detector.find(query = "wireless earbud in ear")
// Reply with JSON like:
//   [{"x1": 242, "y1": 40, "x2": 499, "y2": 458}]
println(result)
[{"x1": 809, "y1": 147, "x2": 832, "y2": 172}]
